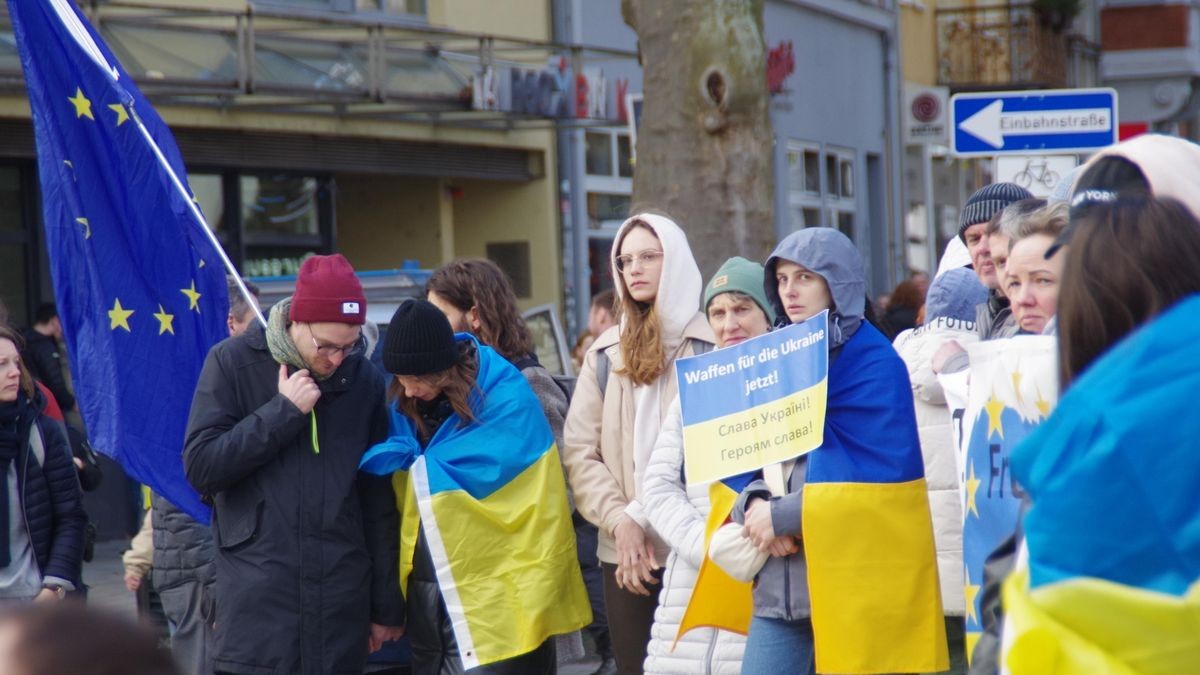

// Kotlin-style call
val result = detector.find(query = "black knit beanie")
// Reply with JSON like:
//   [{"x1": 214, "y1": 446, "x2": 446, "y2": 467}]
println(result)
[
  {"x1": 958, "y1": 182, "x2": 1033, "y2": 242},
  {"x1": 383, "y1": 299, "x2": 460, "y2": 376}
]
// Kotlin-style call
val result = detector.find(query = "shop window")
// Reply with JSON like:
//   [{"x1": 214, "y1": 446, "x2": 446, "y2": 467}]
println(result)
[
  {"x1": 803, "y1": 150, "x2": 821, "y2": 194},
  {"x1": 189, "y1": 174, "x2": 225, "y2": 233},
  {"x1": 616, "y1": 135, "x2": 634, "y2": 178},
  {"x1": 486, "y1": 241, "x2": 532, "y2": 299},
  {"x1": 0, "y1": 165, "x2": 34, "y2": 327},
  {"x1": 840, "y1": 159, "x2": 855, "y2": 199},
  {"x1": 237, "y1": 173, "x2": 332, "y2": 277},
  {"x1": 835, "y1": 210, "x2": 856, "y2": 241},
  {"x1": 587, "y1": 237, "x2": 616, "y2": 298},
  {"x1": 587, "y1": 192, "x2": 631, "y2": 229},
  {"x1": 585, "y1": 132, "x2": 613, "y2": 177},
  {"x1": 586, "y1": 130, "x2": 635, "y2": 180},
  {"x1": 241, "y1": 175, "x2": 320, "y2": 237},
  {"x1": 787, "y1": 141, "x2": 856, "y2": 236}
]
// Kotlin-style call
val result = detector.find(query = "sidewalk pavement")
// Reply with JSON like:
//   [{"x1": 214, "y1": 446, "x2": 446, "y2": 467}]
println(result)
[
  {"x1": 84, "y1": 537, "x2": 136, "y2": 618},
  {"x1": 82, "y1": 537, "x2": 603, "y2": 675}
]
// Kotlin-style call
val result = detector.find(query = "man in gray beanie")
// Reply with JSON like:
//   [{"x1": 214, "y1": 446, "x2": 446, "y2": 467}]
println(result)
[{"x1": 957, "y1": 182, "x2": 1032, "y2": 342}]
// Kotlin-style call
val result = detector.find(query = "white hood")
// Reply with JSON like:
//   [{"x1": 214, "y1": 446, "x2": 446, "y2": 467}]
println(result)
[{"x1": 611, "y1": 213, "x2": 703, "y2": 345}]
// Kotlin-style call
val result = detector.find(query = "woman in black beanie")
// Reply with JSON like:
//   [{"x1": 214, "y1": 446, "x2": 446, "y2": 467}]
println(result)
[{"x1": 363, "y1": 300, "x2": 590, "y2": 675}]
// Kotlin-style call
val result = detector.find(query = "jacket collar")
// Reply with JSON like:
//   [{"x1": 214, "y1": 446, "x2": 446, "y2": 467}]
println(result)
[{"x1": 243, "y1": 322, "x2": 356, "y2": 393}]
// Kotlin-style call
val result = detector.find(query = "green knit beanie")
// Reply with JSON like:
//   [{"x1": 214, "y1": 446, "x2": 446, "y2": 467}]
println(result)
[{"x1": 703, "y1": 256, "x2": 776, "y2": 324}]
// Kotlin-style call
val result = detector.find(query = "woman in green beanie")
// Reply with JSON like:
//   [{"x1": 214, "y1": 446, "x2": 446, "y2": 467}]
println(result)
[{"x1": 640, "y1": 257, "x2": 774, "y2": 675}]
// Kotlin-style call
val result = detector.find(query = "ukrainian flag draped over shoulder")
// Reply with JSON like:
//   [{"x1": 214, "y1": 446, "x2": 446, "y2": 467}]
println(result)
[
  {"x1": 803, "y1": 323, "x2": 947, "y2": 674},
  {"x1": 360, "y1": 335, "x2": 590, "y2": 670},
  {"x1": 1004, "y1": 295, "x2": 1200, "y2": 673}
]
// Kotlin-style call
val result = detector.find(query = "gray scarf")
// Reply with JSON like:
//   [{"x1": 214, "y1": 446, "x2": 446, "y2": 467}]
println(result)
[{"x1": 265, "y1": 298, "x2": 329, "y2": 381}]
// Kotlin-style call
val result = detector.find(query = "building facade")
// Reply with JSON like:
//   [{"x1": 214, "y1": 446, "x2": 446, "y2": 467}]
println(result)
[
  {"x1": 557, "y1": 0, "x2": 907, "y2": 333},
  {"x1": 0, "y1": 0, "x2": 624, "y2": 328},
  {"x1": 897, "y1": 0, "x2": 1101, "y2": 274}
]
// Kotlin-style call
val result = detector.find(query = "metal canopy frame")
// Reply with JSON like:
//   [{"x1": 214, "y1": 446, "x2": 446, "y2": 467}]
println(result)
[{"x1": 0, "y1": 0, "x2": 638, "y2": 130}]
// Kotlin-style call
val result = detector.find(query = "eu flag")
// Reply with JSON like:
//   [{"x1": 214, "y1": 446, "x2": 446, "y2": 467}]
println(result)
[{"x1": 9, "y1": 0, "x2": 229, "y2": 522}]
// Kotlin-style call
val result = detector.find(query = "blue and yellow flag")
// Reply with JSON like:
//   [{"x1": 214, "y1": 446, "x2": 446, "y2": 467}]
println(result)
[
  {"x1": 954, "y1": 335, "x2": 1057, "y2": 659},
  {"x1": 1003, "y1": 295, "x2": 1200, "y2": 673},
  {"x1": 685, "y1": 323, "x2": 947, "y2": 673},
  {"x1": 360, "y1": 335, "x2": 591, "y2": 669},
  {"x1": 9, "y1": 0, "x2": 229, "y2": 522},
  {"x1": 801, "y1": 322, "x2": 947, "y2": 674},
  {"x1": 675, "y1": 472, "x2": 757, "y2": 642}
]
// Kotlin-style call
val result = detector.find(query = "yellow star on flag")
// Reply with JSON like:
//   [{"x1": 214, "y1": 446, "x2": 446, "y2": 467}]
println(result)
[
  {"x1": 1035, "y1": 387, "x2": 1052, "y2": 419},
  {"x1": 153, "y1": 304, "x2": 175, "y2": 335},
  {"x1": 63, "y1": 160, "x2": 75, "y2": 182},
  {"x1": 75, "y1": 217, "x2": 91, "y2": 239},
  {"x1": 965, "y1": 462, "x2": 982, "y2": 519},
  {"x1": 108, "y1": 298, "x2": 134, "y2": 332},
  {"x1": 984, "y1": 390, "x2": 1005, "y2": 440},
  {"x1": 68, "y1": 87, "x2": 94, "y2": 120},
  {"x1": 180, "y1": 281, "x2": 202, "y2": 312},
  {"x1": 1011, "y1": 370, "x2": 1024, "y2": 404},
  {"x1": 108, "y1": 103, "x2": 129, "y2": 127},
  {"x1": 964, "y1": 571, "x2": 981, "y2": 625}
]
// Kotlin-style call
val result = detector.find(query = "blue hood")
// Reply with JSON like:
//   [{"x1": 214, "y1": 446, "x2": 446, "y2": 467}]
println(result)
[{"x1": 764, "y1": 227, "x2": 865, "y2": 347}]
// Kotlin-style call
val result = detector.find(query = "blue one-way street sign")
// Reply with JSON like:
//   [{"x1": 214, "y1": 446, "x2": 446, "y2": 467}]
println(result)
[{"x1": 951, "y1": 88, "x2": 1118, "y2": 157}]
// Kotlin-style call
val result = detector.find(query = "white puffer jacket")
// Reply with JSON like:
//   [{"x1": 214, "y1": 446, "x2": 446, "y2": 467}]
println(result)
[
  {"x1": 642, "y1": 399, "x2": 745, "y2": 675},
  {"x1": 894, "y1": 317, "x2": 978, "y2": 616}
]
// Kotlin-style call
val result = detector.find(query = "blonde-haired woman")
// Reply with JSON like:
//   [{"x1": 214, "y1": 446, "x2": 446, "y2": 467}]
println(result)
[{"x1": 563, "y1": 213, "x2": 715, "y2": 674}]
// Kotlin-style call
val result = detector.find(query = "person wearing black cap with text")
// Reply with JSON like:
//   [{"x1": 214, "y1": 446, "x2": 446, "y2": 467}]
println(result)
[{"x1": 183, "y1": 254, "x2": 404, "y2": 675}]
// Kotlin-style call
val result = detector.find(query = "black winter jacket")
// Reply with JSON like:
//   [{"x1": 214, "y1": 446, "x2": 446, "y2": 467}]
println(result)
[
  {"x1": 20, "y1": 406, "x2": 87, "y2": 588},
  {"x1": 183, "y1": 324, "x2": 404, "y2": 675},
  {"x1": 150, "y1": 492, "x2": 214, "y2": 592},
  {"x1": 20, "y1": 330, "x2": 73, "y2": 412}
]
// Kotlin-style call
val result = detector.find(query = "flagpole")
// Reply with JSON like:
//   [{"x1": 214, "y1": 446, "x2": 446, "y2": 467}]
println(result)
[{"x1": 127, "y1": 106, "x2": 267, "y2": 328}]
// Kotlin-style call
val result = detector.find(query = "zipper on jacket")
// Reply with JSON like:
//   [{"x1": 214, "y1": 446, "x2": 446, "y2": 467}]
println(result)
[
  {"x1": 783, "y1": 468, "x2": 793, "y2": 621},
  {"x1": 704, "y1": 626, "x2": 717, "y2": 675}
]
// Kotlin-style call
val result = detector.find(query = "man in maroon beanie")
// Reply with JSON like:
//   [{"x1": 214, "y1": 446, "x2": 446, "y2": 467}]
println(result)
[{"x1": 183, "y1": 254, "x2": 404, "y2": 675}]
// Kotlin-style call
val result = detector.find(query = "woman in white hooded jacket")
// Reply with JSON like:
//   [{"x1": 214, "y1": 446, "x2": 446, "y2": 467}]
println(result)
[
  {"x1": 892, "y1": 266, "x2": 988, "y2": 674},
  {"x1": 563, "y1": 213, "x2": 715, "y2": 675},
  {"x1": 641, "y1": 257, "x2": 774, "y2": 675}
]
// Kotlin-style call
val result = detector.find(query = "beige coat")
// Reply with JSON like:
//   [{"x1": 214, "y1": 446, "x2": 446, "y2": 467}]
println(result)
[{"x1": 563, "y1": 315, "x2": 715, "y2": 565}]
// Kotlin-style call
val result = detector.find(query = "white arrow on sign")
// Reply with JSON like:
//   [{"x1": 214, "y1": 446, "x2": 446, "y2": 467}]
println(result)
[{"x1": 958, "y1": 100, "x2": 1113, "y2": 149}]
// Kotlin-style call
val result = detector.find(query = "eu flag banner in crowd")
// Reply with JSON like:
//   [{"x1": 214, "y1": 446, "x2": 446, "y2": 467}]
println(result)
[
  {"x1": 675, "y1": 311, "x2": 829, "y2": 485},
  {"x1": 1002, "y1": 297, "x2": 1200, "y2": 674},
  {"x1": 9, "y1": 0, "x2": 230, "y2": 522},
  {"x1": 360, "y1": 336, "x2": 591, "y2": 670},
  {"x1": 952, "y1": 336, "x2": 1058, "y2": 661}
]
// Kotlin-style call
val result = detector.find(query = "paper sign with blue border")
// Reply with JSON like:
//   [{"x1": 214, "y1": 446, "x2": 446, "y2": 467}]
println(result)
[{"x1": 676, "y1": 312, "x2": 829, "y2": 484}]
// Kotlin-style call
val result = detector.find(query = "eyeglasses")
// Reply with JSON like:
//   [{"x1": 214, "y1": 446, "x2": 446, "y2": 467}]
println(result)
[
  {"x1": 614, "y1": 249, "x2": 664, "y2": 273},
  {"x1": 307, "y1": 324, "x2": 364, "y2": 359}
]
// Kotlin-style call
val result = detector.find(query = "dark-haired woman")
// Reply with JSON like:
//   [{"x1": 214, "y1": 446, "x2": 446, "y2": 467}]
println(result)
[
  {"x1": 360, "y1": 300, "x2": 590, "y2": 675},
  {"x1": 1000, "y1": 196, "x2": 1200, "y2": 671},
  {"x1": 0, "y1": 325, "x2": 86, "y2": 605}
]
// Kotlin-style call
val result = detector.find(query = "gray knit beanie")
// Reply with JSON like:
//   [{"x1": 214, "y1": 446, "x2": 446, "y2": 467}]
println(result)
[{"x1": 958, "y1": 183, "x2": 1033, "y2": 242}]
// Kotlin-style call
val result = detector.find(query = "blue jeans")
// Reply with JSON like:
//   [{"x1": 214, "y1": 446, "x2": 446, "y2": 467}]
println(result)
[{"x1": 741, "y1": 616, "x2": 816, "y2": 675}]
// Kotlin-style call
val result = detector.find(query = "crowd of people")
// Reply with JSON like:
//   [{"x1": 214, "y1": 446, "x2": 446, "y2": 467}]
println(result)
[{"x1": 1, "y1": 133, "x2": 1199, "y2": 675}]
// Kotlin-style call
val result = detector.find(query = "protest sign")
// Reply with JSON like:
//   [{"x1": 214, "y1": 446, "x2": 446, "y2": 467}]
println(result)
[
  {"x1": 676, "y1": 311, "x2": 829, "y2": 484},
  {"x1": 956, "y1": 335, "x2": 1058, "y2": 660}
]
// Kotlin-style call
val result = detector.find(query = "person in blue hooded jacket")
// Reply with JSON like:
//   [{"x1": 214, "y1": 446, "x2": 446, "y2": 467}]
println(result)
[{"x1": 731, "y1": 228, "x2": 946, "y2": 675}]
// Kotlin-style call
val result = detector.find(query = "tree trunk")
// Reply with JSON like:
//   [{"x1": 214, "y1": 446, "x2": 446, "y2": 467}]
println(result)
[{"x1": 622, "y1": 0, "x2": 775, "y2": 278}]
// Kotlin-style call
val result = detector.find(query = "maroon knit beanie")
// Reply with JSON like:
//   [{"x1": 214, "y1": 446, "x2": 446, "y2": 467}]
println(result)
[{"x1": 288, "y1": 254, "x2": 366, "y2": 325}]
